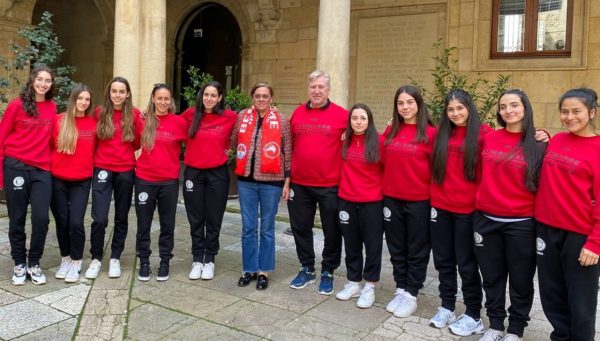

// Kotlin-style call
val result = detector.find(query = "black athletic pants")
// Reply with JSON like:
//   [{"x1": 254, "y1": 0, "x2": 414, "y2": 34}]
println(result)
[
  {"x1": 135, "y1": 179, "x2": 178, "y2": 262},
  {"x1": 4, "y1": 158, "x2": 52, "y2": 266},
  {"x1": 537, "y1": 222, "x2": 599, "y2": 341},
  {"x1": 90, "y1": 167, "x2": 134, "y2": 260},
  {"x1": 288, "y1": 183, "x2": 342, "y2": 273},
  {"x1": 338, "y1": 199, "x2": 384, "y2": 282},
  {"x1": 50, "y1": 177, "x2": 91, "y2": 261},
  {"x1": 383, "y1": 196, "x2": 431, "y2": 297},
  {"x1": 430, "y1": 207, "x2": 482, "y2": 319},
  {"x1": 473, "y1": 212, "x2": 536, "y2": 337},
  {"x1": 183, "y1": 165, "x2": 229, "y2": 263}
]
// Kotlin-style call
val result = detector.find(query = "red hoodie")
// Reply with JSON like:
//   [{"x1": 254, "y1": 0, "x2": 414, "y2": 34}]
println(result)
[
  {"x1": 181, "y1": 107, "x2": 237, "y2": 169},
  {"x1": 135, "y1": 113, "x2": 188, "y2": 182},
  {"x1": 51, "y1": 114, "x2": 97, "y2": 181},
  {"x1": 94, "y1": 106, "x2": 142, "y2": 172},
  {"x1": 0, "y1": 98, "x2": 56, "y2": 188},
  {"x1": 535, "y1": 132, "x2": 600, "y2": 254},
  {"x1": 338, "y1": 134, "x2": 385, "y2": 202}
]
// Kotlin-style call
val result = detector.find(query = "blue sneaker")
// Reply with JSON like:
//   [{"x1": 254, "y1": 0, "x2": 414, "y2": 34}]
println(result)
[
  {"x1": 290, "y1": 267, "x2": 316, "y2": 289},
  {"x1": 318, "y1": 271, "x2": 334, "y2": 295}
]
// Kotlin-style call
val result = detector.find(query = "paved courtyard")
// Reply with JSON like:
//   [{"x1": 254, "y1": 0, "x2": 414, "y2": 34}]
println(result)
[{"x1": 0, "y1": 200, "x2": 598, "y2": 340}]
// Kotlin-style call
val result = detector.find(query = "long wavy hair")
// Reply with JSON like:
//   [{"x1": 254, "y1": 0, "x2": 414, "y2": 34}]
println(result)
[
  {"x1": 141, "y1": 83, "x2": 175, "y2": 150},
  {"x1": 188, "y1": 81, "x2": 225, "y2": 138},
  {"x1": 385, "y1": 85, "x2": 432, "y2": 145},
  {"x1": 20, "y1": 66, "x2": 55, "y2": 117},
  {"x1": 432, "y1": 89, "x2": 481, "y2": 184},
  {"x1": 342, "y1": 103, "x2": 380, "y2": 163},
  {"x1": 96, "y1": 77, "x2": 135, "y2": 142},
  {"x1": 57, "y1": 84, "x2": 93, "y2": 154},
  {"x1": 496, "y1": 89, "x2": 546, "y2": 192}
]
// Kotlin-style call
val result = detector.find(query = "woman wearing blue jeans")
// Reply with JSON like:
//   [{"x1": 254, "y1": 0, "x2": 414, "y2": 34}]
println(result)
[{"x1": 231, "y1": 82, "x2": 291, "y2": 290}]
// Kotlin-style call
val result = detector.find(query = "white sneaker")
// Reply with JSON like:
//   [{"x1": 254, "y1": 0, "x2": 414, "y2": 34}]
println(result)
[
  {"x1": 449, "y1": 314, "x2": 484, "y2": 336},
  {"x1": 479, "y1": 329, "x2": 504, "y2": 341},
  {"x1": 188, "y1": 262, "x2": 203, "y2": 280},
  {"x1": 12, "y1": 264, "x2": 27, "y2": 286},
  {"x1": 356, "y1": 285, "x2": 376, "y2": 308},
  {"x1": 108, "y1": 258, "x2": 121, "y2": 278},
  {"x1": 385, "y1": 288, "x2": 406, "y2": 312},
  {"x1": 429, "y1": 307, "x2": 456, "y2": 328},
  {"x1": 85, "y1": 259, "x2": 101, "y2": 279},
  {"x1": 201, "y1": 262, "x2": 214, "y2": 280},
  {"x1": 335, "y1": 281, "x2": 361, "y2": 300},
  {"x1": 502, "y1": 334, "x2": 521, "y2": 341},
  {"x1": 65, "y1": 260, "x2": 82, "y2": 283},
  {"x1": 27, "y1": 265, "x2": 47, "y2": 285},
  {"x1": 393, "y1": 291, "x2": 417, "y2": 317},
  {"x1": 55, "y1": 256, "x2": 72, "y2": 279}
]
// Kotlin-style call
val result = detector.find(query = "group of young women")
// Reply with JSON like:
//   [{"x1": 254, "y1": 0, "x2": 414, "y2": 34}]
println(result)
[
  {"x1": 334, "y1": 84, "x2": 598, "y2": 341},
  {"x1": 0, "y1": 66, "x2": 597, "y2": 340}
]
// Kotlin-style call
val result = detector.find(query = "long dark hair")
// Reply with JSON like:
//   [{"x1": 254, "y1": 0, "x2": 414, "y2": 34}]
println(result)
[
  {"x1": 142, "y1": 83, "x2": 175, "y2": 150},
  {"x1": 20, "y1": 66, "x2": 55, "y2": 117},
  {"x1": 342, "y1": 103, "x2": 380, "y2": 163},
  {"x1": 496, "y1": 89, "x2": 545, "y2": 192},
  {"x1": 188, "y1": 81, "x2": 225, "y2": 138},
  {"x1": 432, "y1": 89, "x2": 481, "y2": 184},
  {"x1": 385, "y1": 85, "x2": 432, "y2": 145},
  {"x1": 96, "y1": 76, "x2": 135, "y2": 142}
]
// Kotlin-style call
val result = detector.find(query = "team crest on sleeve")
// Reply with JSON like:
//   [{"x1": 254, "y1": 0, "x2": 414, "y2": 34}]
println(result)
[
  {"x1": 536, "y1": 237, "x2": 546, "y2": 255},
  {"x1": 185, "y1": 180, "x2": 194, "y2": 191},
  {"x1": 138, "y1": 192, "x2": 149, "y2": 204},
  {"x1": 263, "y1": 142, "x2": 280, "y2": 159},
  {"x1": 339, "y1": 211, "x2": 350, "y2": 224},
  {"x1": 237, "y1": 144, "x2": 247, "y2": 159},
  {"x1": 13, "y1": 176, "x2": 24, "y2": 189},
  {"x1": 430, "y1": 208, "x2": 437, "y2": 222},
  {"x1": 383, "y1": 207, "x2": 391, "y2": 221},
  {"x1": 474, "y1": 232, "x2": 483, "y2": 246}
]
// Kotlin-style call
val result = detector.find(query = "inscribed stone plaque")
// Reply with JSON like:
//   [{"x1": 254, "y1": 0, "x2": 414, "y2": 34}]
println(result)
[{"x1": 356, "y1": 13, "x2": 439, "y2": 130}]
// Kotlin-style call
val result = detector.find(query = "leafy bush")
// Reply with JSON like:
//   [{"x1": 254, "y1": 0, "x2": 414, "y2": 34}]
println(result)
[
  {"x1": 410, "y1": 40, "x2": 510, "y2": 127},
  {"x1": 0, "y1": 11, "x2": 77, "y2": 113},
  {"x1": 182, "y1": 66, "x2": 251, "y2": 113}
]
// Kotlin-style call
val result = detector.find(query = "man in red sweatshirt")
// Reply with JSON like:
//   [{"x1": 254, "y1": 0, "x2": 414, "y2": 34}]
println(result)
[{"x1": 288, "y1": 70, "x2": 348, "y2": 295}]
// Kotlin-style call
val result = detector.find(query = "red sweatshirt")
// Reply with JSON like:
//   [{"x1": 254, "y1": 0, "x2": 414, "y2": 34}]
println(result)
[
  {"x1": 430, "y1": 125, "x2": 492, "y2": 214},
  {"x1": 135, "y1": 113, "x2": 188, "y2": 182},
  {"x1": 94, "y1": 106, "x2": 142, "y2": 172},
  {"x1": 338, "y1": 134, "x2": 384, "y2": 202},
  {"x1": 290, "y1": 101, "x2": 347, "y2": 187},
  {"x1": 51, "y1": 114, "x2": 97, "y2": 181},
  {"x1": 535, "y1": 132, "x2": 600, "y2": 254},
  {"x1": 181, "y1": 107, "x2": 237, "y2": 169},
  {"x1": 382, "y1": 124, "x2": 437, "y2": 201},
  {"x1": 0, "y1": 98, "x2": 56, "y2": 188},
  {"x1": 476, "y1": 128, "x2": 535, "y2": 217}
]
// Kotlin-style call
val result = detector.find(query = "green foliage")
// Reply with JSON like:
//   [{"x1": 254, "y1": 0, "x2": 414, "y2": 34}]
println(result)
[
  {"x1": 181, "y1": 66, "x2": 214, "y2": 108},
  {"x1": 0, "y1": 11, "x2": 77, "y2": 112},
  {"x1": 225, "y1": 86, "x2": 252, "y2": 113},
  {"x1": 409, "y1": 40, "x2": 511, "y2": 127}
]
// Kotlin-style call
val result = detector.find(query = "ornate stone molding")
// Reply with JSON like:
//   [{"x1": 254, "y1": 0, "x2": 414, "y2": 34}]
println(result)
[{"x1": 252, "y1": 0, "x2": 280, "y2": 29}]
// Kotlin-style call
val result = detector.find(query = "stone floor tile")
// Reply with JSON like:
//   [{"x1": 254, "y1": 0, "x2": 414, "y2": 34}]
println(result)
[
  {"x1": 268, "y1": 315, "x2": 368, "y2": 341},
  {"x1": 305, "y1": 295, "x2": 391, "y2": 332},
  {"x1": 12, "y1": 317, "x2": 77, "y2": 341},
  {"x1": 127, "y1": 303, "x2": 196, "y2": 341},
  {"x1": 132, "y1": 279, "x2": 240, "y2": 318},
  {"x1": 0, "y1": 287, "x2": 25, "y2": 307},
  {"x1": 165, "y1": 318, "x2": 261, "y2": 341},
  {"x1": 186, "y1": 269, "x2": 257, "y2": 298},
  {"x1": 206, "y1": 300, "x2": 299, "y2": 337},
  {"x1": 77, "y1": 314, "x2": 125, "y2": 341},
  {"x1": 0, "y1": 299, "x2": 70, "y2": 339},
  {"x1": 83, "y1": 289, "x2": 129, "y2": 315},
  {"x1": 246, "y1": 280, "x2": 329, "y2": 313},
  {"x1": 33, "y1": 283, "x2": 91, "y2": 315}
]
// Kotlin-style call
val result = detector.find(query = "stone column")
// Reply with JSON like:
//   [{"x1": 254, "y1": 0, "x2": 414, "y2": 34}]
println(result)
[
  {"x1": 139, "y1": 0, "x2": 167, "y2": 109},
  {"x1": 113, "y1": 0, "x2": 141, "y2": 106},
  {"x1": 316, "y1": 0, "x2": 350, "y2": 108}
]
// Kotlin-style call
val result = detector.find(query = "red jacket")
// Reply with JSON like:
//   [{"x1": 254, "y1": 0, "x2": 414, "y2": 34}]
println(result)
[
  {"x1": 51, "y1": 114, "x2": 97, "y2": 180},
  {"x1": 94, "y1": 106, "x2": 142, "y2": 172},
  {"x1": 338, "y1": 134, "x2": 384, "y2": 202}
]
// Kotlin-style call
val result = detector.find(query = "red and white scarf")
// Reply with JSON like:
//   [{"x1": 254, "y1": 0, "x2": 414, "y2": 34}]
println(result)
[{"x1": 235, "y1": 106, "x2": 282, "y2": 175}]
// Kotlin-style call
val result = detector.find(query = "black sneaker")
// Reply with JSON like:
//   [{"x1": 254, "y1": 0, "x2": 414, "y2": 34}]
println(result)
[
  {"x1": 156, "y1": 261, "x2": 169, "y2": 281},
  {"x1": 138, "y1": 263, "x2": 151, "y2": 282}
]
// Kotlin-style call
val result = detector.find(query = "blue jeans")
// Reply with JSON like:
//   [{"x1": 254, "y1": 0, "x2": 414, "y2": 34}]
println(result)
[{"x1": 238, "y1": 180, "x2": 282, "y2": 273}]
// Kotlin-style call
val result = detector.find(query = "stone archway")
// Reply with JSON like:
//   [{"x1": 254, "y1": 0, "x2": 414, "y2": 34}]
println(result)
[
  {"x1": 173, "y1": 2, "x2": 242, "y2": 110},
  {"x1": 32, "y1": 0, "x2": 114, "y2": 99}
]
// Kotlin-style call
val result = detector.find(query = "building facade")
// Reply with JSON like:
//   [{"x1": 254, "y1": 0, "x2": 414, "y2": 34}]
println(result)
[{"x1": 0, "y1": 0, "x2": 597, "y2": 132}]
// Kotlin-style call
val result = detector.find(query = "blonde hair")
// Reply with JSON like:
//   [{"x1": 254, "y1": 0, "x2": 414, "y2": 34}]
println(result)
[
  {"x1": 141, "y1": 83, "x2": 175, "y2": 150},
  {"x1": 97, "y1": 77, "x2": 135, "y2": 142},
  {"x1": 57, "y1": 84, "x2": 93, "y2": 154}
]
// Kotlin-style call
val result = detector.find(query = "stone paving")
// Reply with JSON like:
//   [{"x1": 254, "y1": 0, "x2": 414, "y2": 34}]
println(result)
[{"x1": 0, "y1": 200, "x2": 598, "y2": 341}]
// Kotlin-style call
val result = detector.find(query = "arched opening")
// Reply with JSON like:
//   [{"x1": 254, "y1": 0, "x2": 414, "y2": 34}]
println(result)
[
  {"x1": 174, "y1": 2, "x2": 242, "y2": 110},
  {"x1": 32, "y1": 0, "x2": 114, "y2": 100}
]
